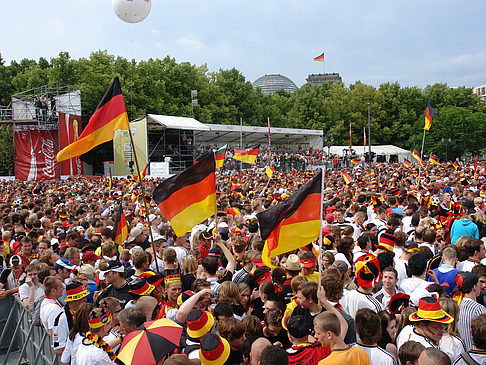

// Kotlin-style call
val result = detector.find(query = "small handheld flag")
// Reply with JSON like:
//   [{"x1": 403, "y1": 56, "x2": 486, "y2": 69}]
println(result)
[
  {"x1": 265, "y1": 167, "x2": 275, "y2": 179},
  {"x1": 351, "y1": 158, "x2": 360, "y2": 165},
  {"x1": 403, "y1": 159, "x2": 411, "y2": 168},
  {"x1": 412, "y1": 149, "x2": 423, "y2": 166},
  {"x1": 214, "y1": 144, "x2": 227, "y2": 169},
  {"x1": 233, "y1": 145, "x2": 259, "y2": 165},
  {"x1": 429, "y1": 154, "x2": 440, "y2": 166},
  {"x1": 343, "y1": 172, "x2": 354, "y2": 184},
  {"x1": 113, "y1": 204, "x2": 128, "y2": 245}
]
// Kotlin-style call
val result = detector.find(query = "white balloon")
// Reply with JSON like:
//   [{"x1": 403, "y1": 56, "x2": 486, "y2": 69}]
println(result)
[{"x1": 111, "y1": 0, "x2": 151, "y2": 24}]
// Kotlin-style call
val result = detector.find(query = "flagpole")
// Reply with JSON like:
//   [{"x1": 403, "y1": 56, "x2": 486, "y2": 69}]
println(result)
[
  {"x1": 267, "y1": 116, "x2": 271, "y2": 167},
  {"x1": 318, "y1": 168, "x2": 325, "y2": 296},
  {"x1": 126, "y1": 124, "x2": 160, "y2": 274},
  {"x1": 240, "y1": 117, "x2": 243, "y2": 171},
  {"x1": 418, "y1": 129, "x2": 426, "y2": 187}
]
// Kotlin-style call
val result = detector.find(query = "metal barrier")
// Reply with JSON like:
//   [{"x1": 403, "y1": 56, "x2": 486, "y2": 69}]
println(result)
[{"x1": 0, "y1": 296, "x2": 59, "y2": 365}]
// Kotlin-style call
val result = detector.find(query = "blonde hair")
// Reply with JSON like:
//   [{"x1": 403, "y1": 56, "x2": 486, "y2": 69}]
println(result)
[
  {"x1": 217, "y1": 281, "x2": 241, "y2": 304},
  {"x1": 439, "y1": 298, "x2": 460, "y2": 337},
  {"x1": 181, "y1": 254, "x2": 196, "y2": 275},
  {"x1": 79, "y1": 264, "x2": 96, "y2": 280}
]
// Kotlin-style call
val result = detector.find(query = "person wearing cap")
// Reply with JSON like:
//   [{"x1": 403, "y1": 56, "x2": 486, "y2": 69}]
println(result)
[
  {"x1": 198, "y1": 230, "x2": 213, "y2": 260},
  {"x1": 342, "y1": 253, "x2": 383, "y2": 319},
  {"x1": 52, "y1": 280, "x2": 89, "y2": 356},
  {"x1": 0, "y1": 254, "x2": 26, "y2": 299},
  {"x1": 396, "y1": 296, "x2": 453, "y2": 351},
  {"x1": 199, "y1": 332, "x2": 230, "y2": 365},
  {"x1": 183, "y1": 309, "x2": 215, "y2": 359},
  {"x1": 285, "y1": 315, "x2": 331, "y2": 365},
  {"x1": 95, "y1": 260, "x2": 136, "y2": 309},
  {"x1": 76, "y1": 306, "x2": 117, "y2": 365},
  {"x1": 55, "y1": 257, "x2": 76, "y2": 304},
  {"x1": 455, "y1": 272, "x2": 486, "y2": 351},
  {"x1": 299, "y1": 251, "x2": 319, "y2": 283},
  {"x1": 126, "y1": 226, "x2": 150, "y2": 250}
]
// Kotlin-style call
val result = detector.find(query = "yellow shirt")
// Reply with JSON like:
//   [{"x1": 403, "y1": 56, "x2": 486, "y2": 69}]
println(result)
[
  {"x1": 318, "y1": 346, "x2": 370, "y2": 365},
  {"x1": 301, "y1": 272, "x2": 320, "y2": 284}
]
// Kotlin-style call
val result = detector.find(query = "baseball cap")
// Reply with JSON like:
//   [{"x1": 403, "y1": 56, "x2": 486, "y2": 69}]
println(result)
[{"x1": 285, "y1": 315, "x2": 311, "y2": 338}]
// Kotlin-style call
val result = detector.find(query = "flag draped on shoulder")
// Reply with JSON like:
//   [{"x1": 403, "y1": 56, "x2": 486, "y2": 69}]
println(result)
[
  {"x1": 152, "y1": 153, "x2": 216, "y2": 237},
  {"x1": 424, "y1": 96, "x2": 437, "y2": 131},
  {"x1": 257, "y1": 170, "x2": 322, "y2": 267},
  {"x1": 214, "y1": 145, "x2": 227, "y2": 169},
  {"x1": 232, "y1": 145, "x2": 259, "y2": 164},
  {"x1": 313, "y1": 53, "x2": 324, "y2": 62},
  {"x1": 56, "y1": 77, "x2": 130, "y2": 162},
  {"x1": 113, "y1": 203, "x2": 128, "y2": 245},
  {"x1": 412, "y1": 149, "x2": 423, "y2": 166}
]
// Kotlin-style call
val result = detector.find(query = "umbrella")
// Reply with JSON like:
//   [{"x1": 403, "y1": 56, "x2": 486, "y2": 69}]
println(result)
[{"x1": 118, "y1": 318, "x2": 183, "y2": 365}]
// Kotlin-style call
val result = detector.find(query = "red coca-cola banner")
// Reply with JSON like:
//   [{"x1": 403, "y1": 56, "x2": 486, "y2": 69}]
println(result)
[
  {"x1": 14, "y1": 130, "x2": 61, "y2": 180},
  {"x1": 58, "y1": 112, "x2": 83, "y2": 176}
]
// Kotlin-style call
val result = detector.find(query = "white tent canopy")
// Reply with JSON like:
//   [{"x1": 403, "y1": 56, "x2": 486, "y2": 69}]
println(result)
[
  {"x1": 328, "y1": 144, "x2": 412, "y2": 162},
  {"x1": 147, "y1": 114, "x2": 210, "y2": 132}
]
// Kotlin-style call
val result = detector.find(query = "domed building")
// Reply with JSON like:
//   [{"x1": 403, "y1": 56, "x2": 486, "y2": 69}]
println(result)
[{"x1": 253, "y1": 74, "x2": 297, "y2": 95}]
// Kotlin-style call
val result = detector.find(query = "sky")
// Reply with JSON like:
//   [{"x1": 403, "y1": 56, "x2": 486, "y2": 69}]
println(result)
[{"x1": 2, "y1": 0, "x2": 486, "y2": 89}]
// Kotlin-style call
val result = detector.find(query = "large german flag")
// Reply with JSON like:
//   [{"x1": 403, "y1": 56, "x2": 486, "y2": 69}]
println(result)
[
  {"x1": 56, "y1": 77, "x2": 130, "y2": 162},
  {"x1": 232, "y1": 145, "x2": 259, "y2": 164},
  {"x1": 257, "y1": 170, "x2": 322, "y2": 267},
  {"x1": 152, "y1": 153, "x2": 216, "y2": 237},
  {"x1": 429, "y1": 154, "x2": 440, "y2": 166},
  {"x1": 424, "y1": 96, "x2": 437, "y2": 131},
  {"x1": 113, "y1": 203, "x2": 128, "y2": 245}
]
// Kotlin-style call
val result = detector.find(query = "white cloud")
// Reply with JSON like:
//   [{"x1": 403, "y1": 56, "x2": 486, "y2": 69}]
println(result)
[{"x1": 175, "y1": 38, "x2": 205, "y2": 50}]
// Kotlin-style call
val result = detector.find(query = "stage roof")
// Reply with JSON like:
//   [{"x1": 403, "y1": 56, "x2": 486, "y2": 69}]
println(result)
[
  {"x1": 147, "y1": 114, "x2": 210, "y2": 132},
  {"x1": 194, "y1": 123, "x2": 323, "y2": 145}
]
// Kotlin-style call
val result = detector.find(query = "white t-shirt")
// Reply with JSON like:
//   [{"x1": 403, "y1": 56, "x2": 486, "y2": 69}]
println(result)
[
  {"x1": 52, "y1": 311, "x2": 69, "y2": 350},
  {"x1": 61, "y1": 332, "x2": 83, "y2": 365},
  {"x1": 18, "y1": 283, "x2": 44, "y2": 303},
  {"x1": 396, "y1": 325, "x2": 438, "y2": 350},
  {"x1": 398, "y1": 277, "x2": 430, "y2": 306},
  {"x1": 40, "y1": 297, "x2": 63, "y2": 333},
  {"x1": 353, "y1": 344, "x2": 396, "y2": 365},
  {"x1": 76, "y1": 341, "x2": 115, "y2": 365},
  {"x1": 342, "y1": 289, "x2": 384, "y2": 319}
]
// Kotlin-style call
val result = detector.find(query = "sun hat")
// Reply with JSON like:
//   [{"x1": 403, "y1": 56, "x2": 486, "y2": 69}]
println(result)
[
  {"x1": 199, "y1": 333, "x2": 230, "y2": 365},
  {"x1": 82, "y1": 251, "x2": 100, "y2": 263},
  {"x1": 409, "y1": 296, "x2": 453, "y2": 324},
  {"x1": 186, "y1": 309, "x2": 214, "y2": 339},
  {"x1": 99, "y1": 260, "x2": 125, "y2": 273},
  {"x1": 127, "y1": 227, "x2": 143, "y2": 242},
  {"x1": 376, "y1": 232, "x2": 397, "y2": 253},
  {"x1": 283, "y1": 254, "x2": 302, "y2": 271},
  {"x1": 128, "y1": 277, "x2": 155, "y2": 296},
  {"x1": 65, "y1": 281, "x2": 89, "y2": 302},
  {"x1": 139, "y1": 271, "x2": 165, "y2": 287}
]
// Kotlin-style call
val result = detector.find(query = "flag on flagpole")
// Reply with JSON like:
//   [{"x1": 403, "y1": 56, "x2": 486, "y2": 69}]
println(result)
[
  {"x1": 351, "y1": 158, "x2": 360, "y2": 165},
  {"x1": 268, "y1": 117, "x2": 271, "y2": 156},
  {"x1": 57, "y1": 77, "x2": 130, "y2": 162},
  {"x1": 313, "y1": 53, "x2": 324, "y2": 62},
  {"x1": 403, "y1": 159, "x2": 411, "y2": 168},
  {"x1": 453, "y1": 162, "x2": 459, "y2": 170},
  {"x1": 265, "y1": 167, "x2": 275, "y2": 179},
  {"x1": 257, "y1": 170, "x2": 322, "y2": 267},
  {"x1": 134, "y1": 164, "x2": 148, "y2": 181},
  {"x1": 113, "y1": 203, "x2": 128, "y2": 245},
  {"x1": 109, "y1": 170, "x2": 113, "y2": 190},
  {"x1": 412, "y1": 149, "x2": 423, "y2": 166},
  {"x1": 429, "y1": 154, "x2": 440, "y2": 166},
  {"x1": 152, "y1": 153, "x2": 216, "y2": 237},
  {"x1": 232, "y1": 145, "x2": 260, "y2": 164},
  {"x1": 424, "y1": 96, "x2": 438, "y2": 131},
  {"x1": 474, "y1": 155, "x2": 478, "y2": 179},
  {"x1": 349, "y1": 123, "x2": 352, "y2": 150},
  {"x1": 363, "y1": 127, "x2": 367, "y2": 147},
  {"x1": 343, "y1": 172, "x2": 354, "y2": 184},
  {"x1": 214, "y1": 145, "x2": 227, "y2": 169}
]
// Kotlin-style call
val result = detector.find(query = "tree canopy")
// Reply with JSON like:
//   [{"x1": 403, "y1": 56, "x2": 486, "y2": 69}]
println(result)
[{"x1": 0, "y1": 50, "x2": 485, "y2": 175}]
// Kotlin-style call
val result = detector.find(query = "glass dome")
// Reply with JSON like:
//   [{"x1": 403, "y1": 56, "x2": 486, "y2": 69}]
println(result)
[{"x1": 253, "y1": 74, "x2": 297, "y2": 95}]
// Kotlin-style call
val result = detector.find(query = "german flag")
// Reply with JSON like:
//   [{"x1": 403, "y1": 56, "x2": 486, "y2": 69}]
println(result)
[
  {"x1": 214, "y1": 145, "x2": 227, "y2": 169},
  {"x1": 57, "y1": 77, "x2": 129, "y2": 162},
  {"x1": 412, "y1": 149, "x2": 423, "y2": 166},
  {"x1": 351, "y1": 158, "x2": 360, "y2": 165},
  {"x1": 257, "y1": 170, "x2": 322, "y2": 266},
  {"x1": 233, "y1": 145, "x2": 259, "y2": 164},
  {"x1": 134, "y1": 164, "x2": 147, "y2": 181},
  {"x1": 313, "y1": 53, "x2": 325, "y2": 62},
  {"x1": 453, "y1": 162, "x2": 459, "y2": 170},
  {"x1": 403, "y1": 159, "x2": 411, "y2": 168},
  {"x1": 424, "y1": 96, "x2": 437, "y2": 131},
  {"x1": 429, "y1": 154, "x2": 440, "y2": 166},
  {"x1": 265, "y1": 166, "x2": 275, "y2": 179},
  {"x1": 153, "y1": 153, "x2": 216, "y2": 237},
  {"x1": 343, "y1": 172, "x2": 354, "y2": 184},
  {"x1": 113, "y1": 203, "x2": 128, "y2": 245}
]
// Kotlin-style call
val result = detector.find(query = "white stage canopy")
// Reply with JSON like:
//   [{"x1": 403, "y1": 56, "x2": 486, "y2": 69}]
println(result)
[{"x1": 328, "y1": 144, "x2": 412, "y2": 162}]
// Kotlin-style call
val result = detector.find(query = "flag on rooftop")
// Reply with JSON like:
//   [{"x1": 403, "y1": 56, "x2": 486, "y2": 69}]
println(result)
[
  {"x1": 56, "y1": 77, "x2": 130, "y2": 162},
  {"x1": 152, "y1": 153, "x2": 216, "y2": 237},
  {"x1": 313, "y1": 53, "x2": 324, "y2": 62},
  {"x1": 232, "y1": 145, "x2": 259, "y2": 165},
  {"x1": 257, "y1": 170, "x2": 322, "y2": 267}
]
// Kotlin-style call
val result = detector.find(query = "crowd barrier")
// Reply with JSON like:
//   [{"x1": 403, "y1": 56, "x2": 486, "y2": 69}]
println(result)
[{"x1": 0, "y1": 296, "x2": 58, "y2": 365}]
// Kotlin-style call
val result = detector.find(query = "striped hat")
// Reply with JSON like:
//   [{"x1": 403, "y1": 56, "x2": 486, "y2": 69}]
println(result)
[
  {"x1": 199, "y1": 333, "x2": 230, "y2": 365},
  {"x1": 128, "y1": 277, "x2": 155, "y2": 296},
  {"x1": 65, "y1": 281, "x2": 89, "y2": 302},
  {"x1": 186, "y1": 310, "x2": 214, "y2": 339},
  {"x1": 355, "y1": 253, "x2": 381, "y2": 288},
  {"x1": 409, "y1": 296, "x2": 453, "y2": 324},
  {"x1": 377, "y1": 232, "x2": 397, "y2": 253}
]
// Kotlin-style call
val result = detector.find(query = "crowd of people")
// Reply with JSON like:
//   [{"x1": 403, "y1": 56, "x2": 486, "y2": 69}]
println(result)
[{"x1": 0, "y1": 157, "x2": 486, "y2": 365}]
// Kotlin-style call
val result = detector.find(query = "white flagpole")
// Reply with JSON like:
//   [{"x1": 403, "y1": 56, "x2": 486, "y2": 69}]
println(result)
[{"x1": 318, "y1": 167, "x2": 325, "y2": 291}]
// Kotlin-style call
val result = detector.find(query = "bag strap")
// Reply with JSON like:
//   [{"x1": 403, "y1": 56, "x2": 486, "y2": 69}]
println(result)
[{"x1": 459, "y1": 351, "x2": 480, "y2": 365}]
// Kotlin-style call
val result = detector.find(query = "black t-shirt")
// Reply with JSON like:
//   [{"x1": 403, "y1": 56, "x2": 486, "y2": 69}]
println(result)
[
  {"x1": 224, "y1": 349, "x2": 242, "y2": 365},
  {"x1": 0, "y1": 269, "x2": 10, "y2": 286},
  {"x1": 263, "y1": 325, "x2": 291, "y2": 349},
  {"x1": 95, "y1": 281, "x2": 136, "y2": 308}
]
